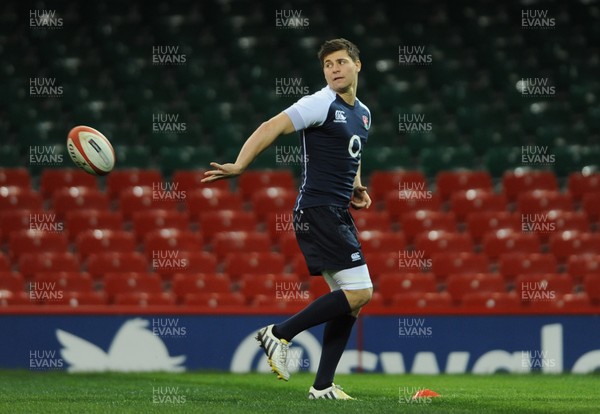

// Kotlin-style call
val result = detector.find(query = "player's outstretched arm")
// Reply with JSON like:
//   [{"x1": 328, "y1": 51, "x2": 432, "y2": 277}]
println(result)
[
  {"x1": 201, "y1": 112, "x2": 295, "y2": 183},
  {"x1": 350, "y1": 159, "x2": 372, "y2": 209}
]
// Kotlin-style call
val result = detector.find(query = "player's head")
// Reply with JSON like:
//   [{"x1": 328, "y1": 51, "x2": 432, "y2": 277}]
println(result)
[{"x1": 318, "y1": 38, "x2": 361, "y2": 95}]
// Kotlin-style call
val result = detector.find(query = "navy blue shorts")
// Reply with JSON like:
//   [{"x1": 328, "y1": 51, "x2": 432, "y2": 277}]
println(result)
[{"x1": 294, "y1": 206, "x2": 366, "y2": 276}]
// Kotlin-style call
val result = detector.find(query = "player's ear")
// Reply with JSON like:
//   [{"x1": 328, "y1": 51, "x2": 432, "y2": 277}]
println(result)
[{"x1": 355, "y1": 59, "x2": 361, "y2": 72}]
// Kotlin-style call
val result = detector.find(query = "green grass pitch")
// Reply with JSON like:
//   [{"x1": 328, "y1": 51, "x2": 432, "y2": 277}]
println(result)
[{"x1": 1, "y1": 371, "x2": 599, "y2": 413}]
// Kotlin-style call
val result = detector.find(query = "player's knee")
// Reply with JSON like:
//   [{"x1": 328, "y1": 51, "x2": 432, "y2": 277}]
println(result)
[{"x1": 344, "y1": 288, "x2": 372, "y2": 310}]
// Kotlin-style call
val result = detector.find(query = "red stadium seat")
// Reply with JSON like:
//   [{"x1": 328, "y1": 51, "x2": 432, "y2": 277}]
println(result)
[
  {"x1": 86, "y1": 252, "x2": 148, "y2": 278},
  {"x1": 239, "y1": 273, "x2": 302, "y2": 300},
  {"x1": 0, "y1": 168, "x2": 31, "y2": 188},
  {"x1": 223, "y1": 252, "x2": 285, "y2": 278},
  {"x1": 525, "y1": 293, "x2": 592, "y2": 311},
  {"x1": 43, "y1": 291, "x2": 108, "y2": 307},
  {"x1": 401, "y1": 210, "x2": 457, "y2": 242},
  {"x1": 65, "y1": 210, "x2": 124, "y2": 242},
  {"x1": 582, "y1": 192, "x2": 600, "y2": 222},
  {"x1": 567, "y1": 172, "x2": 600, "y2": 201},
  {"x1": 33, "y1": 272, "x2": 94, "y2": 293},
  {"x1": 359, "y1": 231, "x2": 406, "y2": 255},
  {"x1": 351, "y1": 210, "x2": 392, "y2": 232},
  {"x1": 583, "y1": 274, "x2": 600, "y2": 305},
  {"x1": 186, "y1": 188, "x2": 244, "y2": 222},
  {"x1": 151, "y1": 251, "x2": 217, "y2": 279},
  {"x1": 390, "y1": 292, "x2": 453, "y2": 309},
  {"x1": 18, "y1": 252, "x2": 80, "y2": 277},
  {"x1": 132, "y1": 210, "x2": 190, "y2": 241},
  {"x1": 249, "y1": 294, "x2": 310, "y2": 311},
  {"x1": 0, "y1": 209, "x2": 47, "y2": 243},
  {"x1": 0, "y1": 290, "x2": 32, "y2": 306},
  {"x1": 482, "y1": 229, "x2": 541, "y2": 259},
  {"x1": 0, "y1": 254, "x2": 10, "y2": 272},
  {"x1": 369, "y1": 170, "x2": 427, "y2": 201},
  {"x1": 385, "y1": 189, "x2": 441, "y2": 221},
  {"x1": 436, "y1": 170, "x2": 493, "y2": 201},
  {"x1": 545, "y1": 210, "x2": 590, "y2": 233},
  {"x1": 52, "y1": 187, "x2": 109, "y2": 219},
  {"x1": 461, "y1": 292, "x2": 522, "y2": 311},
  {"x1": 172, "y1": 170, "x2": 230, "y2": 192},
  {"x1": 567, "y1": 254, "x2": 600, "y2": 283},
  {"x1": 0, "y1": 272, "x2": 24, "y2": 292},
  {"x1": 450, "y1": 190, "x2": 508, "y2": 222},
  {"x1": 414, "y1": 231, "x2": 474, "y2": 258},
  {"x1": 183, "y1": 292, "x2": 245, "y2": 308},
  {"x1": 430, "y1": 252, "x2": 490, "y2": 280},
  {"x1": 144, "y1": 229, "x2": 203, "y2": 255},
  {"x1": 76, "y1": 229, "x2": 137, "y2": 260},
  {"x1": 103, "y1": 272, "x2": 162, "y2": 300},
  {"x1": 200, "y1": 210, "x2": 257, "y2": 242},
  {"x1": 251, "y1": 187, "x2": 296, "y2": 222},
  {"x1": 9, "y1": 229, "x2": 69, "y2": 260},
  {"x1": 106, "y1": 169, "x2": 163, "y2": 200},
  {"x1": 516, "y1": 190, "x2": 574, "y2": 214},
  {"x1": 446, "y1": 273, "x2": 506, "y2": 303},
  {"x1": 515, "y1": 274, "x2": 574, "y2": 303},
  {"x1": 364, "y1": 252, "x2": 403, "y2": 279},
  {"x1": 238, "y1": 170, "x2": 295, "y2": 201},
  {"x1": 119, "y1": 186, "x2": 178, "y2": 221},
  {"x1": 40, "y1": 169, "x2": 97, "y2": 199},
  {"x1": 265, "y1": 212, "x2": 302, "y2": 242},
  {"x1": 278, "y1": 232, "x2": 302, "y2": 259},
  {"x1": 466, "y1": 211, "x2": 521, "y2": 243},
  {"x1": 113, "y1": 292, "x2": 176, "y2": 307},
  {"x1": 171, "y1": 273, "x2": 231, "y2": 299},
  {"x1": 502, "y1": 170, "x2": 558, "y2": 202},
  {"x1": 308, "y1": 277, "x2": 331, "y2": 298},
  {"x1": 498, "y1": 253, "x2": 558, "y2": 280},
  {"x1": 549, "y1": 232, "x2": 600, "y2": 262},
  {"x1": 212, "y1": 231, "x2": 271, "y2": 260},
  {"x1": 377, "y1": 273, "x2": 437, "y2": 301},
  {"x1": 0, "y1": 187, "x2": 43, "y2": 211}
]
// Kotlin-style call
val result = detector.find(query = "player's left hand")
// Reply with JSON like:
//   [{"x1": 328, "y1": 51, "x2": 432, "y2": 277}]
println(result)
[
  {"x1": 350, "y1": 185, "x2": 372, "y2": 209},
  {"x1": 201, "y1": 162, "x2": 243, "y2": 183}
]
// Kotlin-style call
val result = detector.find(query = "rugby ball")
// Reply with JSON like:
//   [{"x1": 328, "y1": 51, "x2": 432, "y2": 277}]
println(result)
[{"x1": 67, "y1": 126, "x2": 115, "y2": 176}]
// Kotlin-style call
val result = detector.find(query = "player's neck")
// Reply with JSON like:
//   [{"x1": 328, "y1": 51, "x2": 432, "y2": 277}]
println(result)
[{"x1": 337, "y1": 87, "x2": 357, "y2": 106}]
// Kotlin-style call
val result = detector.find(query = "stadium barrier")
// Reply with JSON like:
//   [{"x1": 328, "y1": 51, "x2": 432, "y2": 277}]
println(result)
[{"x1": 1, "y1": 308, "x2": 599, "y2": 373}]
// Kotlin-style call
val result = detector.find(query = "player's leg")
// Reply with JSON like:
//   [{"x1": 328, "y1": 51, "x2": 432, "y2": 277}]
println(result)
[{"x1": 309, "y1": 265, "x2": 372, "y2": 399}]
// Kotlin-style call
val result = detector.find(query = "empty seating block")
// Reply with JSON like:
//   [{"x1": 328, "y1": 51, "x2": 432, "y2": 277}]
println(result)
[
  {"x1": 482, "y1": 230, "x2": 541, "y2": 259},
  {"x1": 76, "y1": 229, "x2": 137, "y2": 260},
  {"x1": 106, "y1": 169, "x2": 163, "y2": 200},
  {"x1": 212, "y1": 231, "x2": 271, "y2": 260},
  {"x1": 223, "y1": 252, "x2": 285, "y2": 278},
  {"x1": 87, "y1": 252, "x2": 148, "y2": 278},
  {"x1": 369, "y1": 170, "x2": 427, "y2": 201},
  {"x1": 498, "y1": 253, "x2": 558, "y2": 280},
  {"x1": 66, "y1": 210, "x2": 124, "y2": 242},
  {"x1": 377, "y1": 273, "x2": 437, "y2": 301},
  {"x1": 40, "y1": 169, "x2": 97, "y2": 199},
  {"x1": 466, "y1": 211, "x2": 521, "y2": 242},
  {"x1": 359, "y1": 231, "x2": 406, "y2": 255},
  {"x1": 132, "y1": 210, "x2": 190, "y2": 241},
  {"x1": 431, "y1": 252, "x2": 490, "y2": 279},
  {"x1": 53, "y1": 187, "x2": 109, "y2": 219},
  {"x1": 502, "y1": 170, "x2": 558, "y2": 202},
  {"x1": 0, "y1": 187, "x2": 43, "y2": 211},
  {"x1": 435, "y1": 170, "x2": 492, "y2": 201},
  {"x1": 238, "y1": 170, "x2": 295, "y2": 201},
  {"x1": 200, "y1": 210, "x2": 257, "y2": 242},
  {"x1": 251, "y1": 187, "x2": 297, "y2": 222},
  {"x1": 0, "y1": 168, "x2": 31, "y2": 188},
  {"x1": 450, "y1": 190, "x2": 507, "y2": 222},
  {"x1": 186, "y1": 188, "x2": 243, "y2": 222},
  {"x1": 401, "y1": 211, "x2": 457, "y2": 242}
]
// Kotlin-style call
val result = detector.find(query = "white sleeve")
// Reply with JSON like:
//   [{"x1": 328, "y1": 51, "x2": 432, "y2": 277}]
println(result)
[{"x1": 283, "y1": 89, "x2": 334, "y2": 131}]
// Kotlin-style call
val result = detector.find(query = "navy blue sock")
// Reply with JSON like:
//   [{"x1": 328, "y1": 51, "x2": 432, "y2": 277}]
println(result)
[
  {"x1": 272, "y1": 289, "x2": 352, "y2": 342},
  {"x1": 313, "y1": 313, "x2": 356, "y2": 390}
]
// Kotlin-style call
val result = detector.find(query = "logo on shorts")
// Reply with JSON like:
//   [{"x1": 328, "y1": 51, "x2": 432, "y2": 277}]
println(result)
[
  {"x1": 334, "y1": 110, "x2": 347, "y2": 123},
  {"x1": 351, "y1": 252, "x2": 361, "y2": 262}
]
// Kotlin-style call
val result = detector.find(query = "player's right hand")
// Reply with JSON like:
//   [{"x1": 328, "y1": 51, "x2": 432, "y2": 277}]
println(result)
[{"x1": 201, "y1": 162, "x2": 243, "y2": 182}]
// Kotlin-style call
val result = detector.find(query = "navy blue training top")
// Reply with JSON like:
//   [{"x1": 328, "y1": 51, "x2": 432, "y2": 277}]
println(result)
[{"x1": 284, "y1": 86, "x2": 371, "y2": 211}]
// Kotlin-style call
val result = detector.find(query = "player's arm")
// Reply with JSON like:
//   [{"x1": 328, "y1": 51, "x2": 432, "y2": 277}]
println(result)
[
  {"x1": 201, "y1": 112, "x2": 295, "y2": 182},
  {"x1": 350, "y1": 159, "x2": 372, "y2": 209}
]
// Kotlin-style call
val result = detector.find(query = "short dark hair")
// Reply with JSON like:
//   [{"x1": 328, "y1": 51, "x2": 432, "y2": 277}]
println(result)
[{"x1": 318, "y1": 38, "x2": 360, "y2": 66}]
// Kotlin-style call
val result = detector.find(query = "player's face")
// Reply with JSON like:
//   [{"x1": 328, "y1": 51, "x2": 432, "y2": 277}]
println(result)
[{"x1": 322, "y1": 50, "x2": 361, "y2": 94}]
